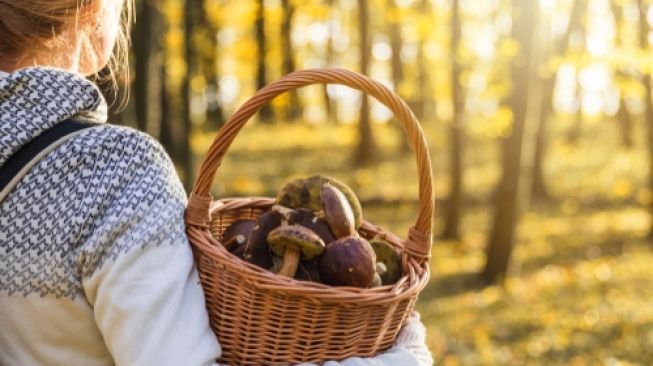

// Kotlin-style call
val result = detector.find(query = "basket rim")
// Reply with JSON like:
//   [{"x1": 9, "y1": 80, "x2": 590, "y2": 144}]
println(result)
[{"x1": 187, "y1": 197, "x2": 430, "y2": 305}]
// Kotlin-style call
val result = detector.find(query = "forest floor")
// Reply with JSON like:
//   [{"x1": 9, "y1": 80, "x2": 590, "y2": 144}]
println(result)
[{"x1": 192, "y1": 118, "x2": 653, "y2": 365}]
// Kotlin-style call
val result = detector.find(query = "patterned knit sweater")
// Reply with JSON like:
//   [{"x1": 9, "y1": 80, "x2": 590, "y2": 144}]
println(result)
[{"x1": 0, "y1": 67, "x2": 432, "y2": 366}]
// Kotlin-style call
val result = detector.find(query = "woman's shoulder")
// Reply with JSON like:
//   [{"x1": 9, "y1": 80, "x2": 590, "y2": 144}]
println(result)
[
  {"x1": 67, "y1": 123, "x2": 175, "y2": 173},
  {"x1": 68, "y1": 122, "x2": 185, "y2": 199}
]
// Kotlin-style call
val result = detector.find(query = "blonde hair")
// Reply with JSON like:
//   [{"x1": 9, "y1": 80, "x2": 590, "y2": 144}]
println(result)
[{"x1": 0, "y1": 0, "x2": 133, "y2": 101}]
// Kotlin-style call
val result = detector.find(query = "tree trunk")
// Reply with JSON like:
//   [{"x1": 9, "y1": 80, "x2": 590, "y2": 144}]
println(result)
[
  {"x1": 96, "y1": 66, "x2": 127, "y2": 125},
  {"x1": 354, "y1": 0, "x2": 376, "y2": 166},
  {"x1": 610, "y1": 0, "x2": 633, "y2": 148},
  {"x1": 482, "y1": 0, "x2": 537, "y2": 284},
  {"x1": 531, "y1": 86, "x2": 552, "y2": 200},
  {"x1": 132, "y1": 0, "x2": 163, "y2": 139},
  {"x1": 181, "y1": 0, "x2": 198, "y2": 192},
  {"x1": 531, "y1": 0, "x2": 583, "y2": 201},
  {"x1": 386, "y1": 0, "x2": 410, "y2": 154},
  {"x1": 323, "y1": 0, "x2": 337, "y2": 123},
  {"x1": 160, "y1": 62, "x2": 174, "y2": 158},
  {"x1": 617, "y1": 96, "x2": 633, "y2": 147},
  {"x1": 442, "y1": 0, "x2": 464, "y2": 240},
  {"x1": 281, "y1": 0, "x2": 302, "y2": 121},
  {"x1": 256, "y1": 0, "x2": 273, "y2": 122},
  {"x1": 567, "y1": 76, "x2": 583, "y2": 143},
  {"x1": 414, "y1": 0, "x2": 433, "y2": 120},
  {"x1": 638, "y1": 0, "x2": 653, "y2": 236},
  {"x1": 198, "y1": 4, "x2": 224, "y2": 130}
]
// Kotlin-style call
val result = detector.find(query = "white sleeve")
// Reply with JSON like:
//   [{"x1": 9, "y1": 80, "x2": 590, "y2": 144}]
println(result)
[{"x1": 78, "y1": 134, "x2": 221, "y2": 366}]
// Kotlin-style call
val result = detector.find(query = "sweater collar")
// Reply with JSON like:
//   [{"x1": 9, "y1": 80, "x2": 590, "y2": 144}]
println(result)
[{"x1": 0, "y1": 67, "x2": 107, "y2": 166}]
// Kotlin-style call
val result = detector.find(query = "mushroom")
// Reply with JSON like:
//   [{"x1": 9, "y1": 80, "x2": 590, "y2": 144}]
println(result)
[
  {"x1": 376, "y1": 262, "x2": 388, "y2": 277},
  {"x1": 294, "y1": 259, "x2": 322, "y2": 282},
  {"x1": 319, "y1": 184, "x2": 356, "y2": 239},
  {"x1": 369, "y1": 273, "x2": 382, "y2": 288},
  {"x1": 288, "y1": 208, "x2": 336, "y2": 245},
  {"x1": 267, "y1": 225, "x2": 326, "y2": 277},
  {"x1": 318, "y1": 236, "x2": 376, "y2": 287},
  {"x1": 276, "y1": 177, "x2": 311, "y2": 209},
  {"x1": 275, "y1": 175, "x2": 364, "y2": 229},
  {"x1": 370, "y1": 236, "x2": 402, "y2": 285},
  {"x1": 242, "y1": 211, "x2": 287, "y2": 269},
  {"x1": 221, "y1": 220, "x2": 256, "y2": 252}
]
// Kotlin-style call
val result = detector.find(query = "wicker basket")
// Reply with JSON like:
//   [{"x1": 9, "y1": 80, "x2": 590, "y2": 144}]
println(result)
[{"x1": 185, "y1": 68, "x2": 434, "y2": 365}]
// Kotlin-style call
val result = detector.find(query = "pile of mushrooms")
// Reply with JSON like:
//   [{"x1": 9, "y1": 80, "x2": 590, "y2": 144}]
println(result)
[{"x1": 219, "y1": 175, "x2": 403, "y2": 288}]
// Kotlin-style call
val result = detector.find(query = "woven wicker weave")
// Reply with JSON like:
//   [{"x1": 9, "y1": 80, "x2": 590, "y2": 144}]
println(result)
[{"x1": 185, "y1": 68, "x2": 434, "y2": 365}]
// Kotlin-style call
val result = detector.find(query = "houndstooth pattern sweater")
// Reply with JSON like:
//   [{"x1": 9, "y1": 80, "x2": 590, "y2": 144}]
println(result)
[{"x1": 0, "y1": 67, "x2": 432, "y2": 366}]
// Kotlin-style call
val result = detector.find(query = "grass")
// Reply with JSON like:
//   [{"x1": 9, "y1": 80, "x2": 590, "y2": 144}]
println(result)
[{"x1": 190, "y1": 116, "x2": 653, "y2": 365}]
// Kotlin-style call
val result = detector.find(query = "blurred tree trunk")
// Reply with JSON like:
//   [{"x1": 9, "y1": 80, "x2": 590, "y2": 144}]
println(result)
[
  {"x1": 281, "y1": 0, "x2": 302, "y2": 121},
  {"x1": 256, "y1": 0, "x2": 274, "y2": 122},
  {"x1": 638, "y1": 0, "x2": 653, "y2": 235},
  {"x1": 610, "y1": 0, "x2": 633, "y2": 148},
  {"x1": 387, "y1": 0, "x2": 410, "y2": 154},
  {"x1": 532, "y1": 0, "x2": 583, "y2": 201},
  {"x1": 323, "y1": 0, "x2": 337, "y2": 123},
  {"x1": 415, "y1": 0, "x2": 433, "y2": 120},
  {"x1": 198, "y1": 4, "x2": 225, "y2": 130},
  {"x1": 160, "y1": 63, "x2": 174, "y2": 157},
  {"x1": 567, "y1": 79, "x2": 584, "y2": 142},
  {"x1": 482, "y1": 0, "x2": 537, "y2": 284},
  {"x1": 97, "y1": 66, "x2": 128, "y2": 125},
  {"x1": 132, "y1": 0, "x2": 163, "y2": 139},
  {"x1": 181, "y1": 0, "x2": 199, "y2": 191},
  {"x1": 355, "y1": 0, "x2": 376, "y2": 166},
  {"x1": 442, "y1": 0, "x2": 464, "y2": 240}
]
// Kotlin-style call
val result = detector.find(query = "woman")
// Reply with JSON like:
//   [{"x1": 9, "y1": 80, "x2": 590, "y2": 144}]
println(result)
[{"x1": 0, "y1": 1, "x2": 433, "y2": 365}]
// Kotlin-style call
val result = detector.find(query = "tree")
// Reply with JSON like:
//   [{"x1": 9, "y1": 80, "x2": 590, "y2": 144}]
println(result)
[
  {"x1": 323, "y1": 0, "x2": 337, "y2": 123},
  {"x1": 442, "y1": 0, "x2": 464, "y2": 240},
  {"x1": 387, "y1": 0, "x2": 410, "y2": 154},
  {"x1": 281, "y1": 0, "x2": 302, "y2": 121},
  {"x1": 482, "y1": 0, "x2": 537, "y2": 284},
  {"x1": 181, "y1": 0, "x2": 200, "y2": 191},
  {"x1": 132, "y1": 0, "x2": 164, "y2": 139},
  {"x1": 610, "y1": 0, "x2": 634, "y2": 148},
  {"x1": 414, "y1": 0, "x2": 434, "y2": 120},
  {"x1": 256, "y1": 0, "x2": 274, "y2": 122},
  {"x1": 637, "y1": 0, "x2": 653, "y2": 235},
  {"x1": 354, "y1": 0, "x2": 376, "y2": 166},
  {"x1": 531, "y1": 0, "x2": 584, "y2": 201},
  {"x1": 197, "y1": 1, "x2": 225, "y2": 130}
]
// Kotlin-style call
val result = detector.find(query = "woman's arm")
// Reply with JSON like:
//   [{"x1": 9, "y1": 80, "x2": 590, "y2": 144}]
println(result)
[{"x1": 78, "y1": 130, "x2": 221, "y2": 366}]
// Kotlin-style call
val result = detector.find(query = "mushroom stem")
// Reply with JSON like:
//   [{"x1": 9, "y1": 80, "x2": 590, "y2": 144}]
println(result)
[{"x1": 277, "y1": 247, "x2": 301, "y2": 277}]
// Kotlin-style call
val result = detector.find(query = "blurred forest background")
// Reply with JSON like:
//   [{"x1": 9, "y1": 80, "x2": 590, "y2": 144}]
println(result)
[{"x1": 106, "y1": 0, "x2": 653, "y2": 363}]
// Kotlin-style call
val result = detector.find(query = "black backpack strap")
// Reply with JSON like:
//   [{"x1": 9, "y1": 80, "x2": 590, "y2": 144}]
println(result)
[{"x1": 0, "y1": 119, "x2": 100, "y2": 202}]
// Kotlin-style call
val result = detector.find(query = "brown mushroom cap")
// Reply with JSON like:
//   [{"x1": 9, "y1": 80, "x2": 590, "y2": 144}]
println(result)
[
  {"x1": 318, "y1": 236, "x2": 376, "y2": 287},
  {"x1": 370, "y1": 237, "x2": 402, "y2": 285},
  {"x1": 267, "y1": 225, "x2": 325, "y2": 260},
  {"x1": 288, "y1": 208, "x2": 336, "y2": 245},
  {"x1": 242, "y1": 211, "x2": 286, "y2": 269},
  {"x1": 321, "y1": 184, "x2": 356, "y2": 239},
  {"x1": 267, "y1": 225, "x2": 326, "y2": 277},
  {"x1": 304, "y1": 175, "x2": 363, "y2": 229},
  {"x1": 221, "y1": 220, "x2": 256, "y2": 252},
  {"x1": 275, "y1": 175, "x2": 363, "y2": 229}
]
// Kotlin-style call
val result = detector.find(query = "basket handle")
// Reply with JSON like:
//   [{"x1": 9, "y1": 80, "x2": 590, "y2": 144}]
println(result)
[{"x1": 185, "y1": 68, "x2": 434, "y2": 260}]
